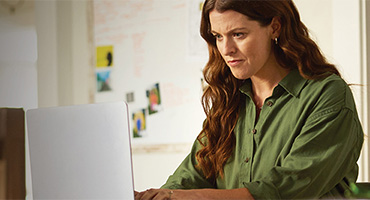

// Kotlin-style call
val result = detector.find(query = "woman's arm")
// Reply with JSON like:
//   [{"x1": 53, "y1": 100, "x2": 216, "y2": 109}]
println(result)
[
  {"x1": 160, "y1": 137, "x2": 215, "y2": 190},
  {"x1": 135, "y1": 188, "x2": 254, "y2": 200}
]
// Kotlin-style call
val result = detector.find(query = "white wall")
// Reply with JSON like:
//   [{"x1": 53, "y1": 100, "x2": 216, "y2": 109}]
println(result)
[
  {"x1": 295, "y1": 0, "x2": 333, "y2": 62},
  {"x1": 35, "y1": 0, "x2": 94, "y2": 108},
  {"x1": 0, "y1": 1, "x2": 38, "y2": 110}
]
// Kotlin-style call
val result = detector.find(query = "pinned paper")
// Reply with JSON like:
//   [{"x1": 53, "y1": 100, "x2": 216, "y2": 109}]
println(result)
[
  {"x1": 96, "y1": 70, "x2": 112, "y2": 92},
  {"x1": 146, "y1": 83, "x2": 162, "y2": 115},
  {"x1": 96, "y1": 45, "x2": 114, "y2": 67},
  {"x1": 132, "y1": 109, "x2": 146, "y2": 138}
]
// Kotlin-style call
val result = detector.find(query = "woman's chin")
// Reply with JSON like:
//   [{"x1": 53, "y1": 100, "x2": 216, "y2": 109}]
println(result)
[{"x1": 231, "y1": 71, "x2": 250, "y2": 80}]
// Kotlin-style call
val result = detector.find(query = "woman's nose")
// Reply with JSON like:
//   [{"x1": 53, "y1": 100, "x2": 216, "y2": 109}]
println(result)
[{"x1": 219, "y1": 38, "x2": 236, "y2": 56}]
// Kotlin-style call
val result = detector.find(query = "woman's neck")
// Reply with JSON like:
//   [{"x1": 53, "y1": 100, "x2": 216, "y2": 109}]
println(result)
[{"x1": 251, "y1": 65, "x2": 290, "y2": 107}]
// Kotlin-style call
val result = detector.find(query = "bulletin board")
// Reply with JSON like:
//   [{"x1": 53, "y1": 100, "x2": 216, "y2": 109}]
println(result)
[{"x1": 93, "y1": 0, "x2": 208, "y2": 150}]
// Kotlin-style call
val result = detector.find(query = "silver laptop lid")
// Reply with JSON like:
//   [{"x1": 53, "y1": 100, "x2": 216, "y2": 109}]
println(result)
[{"x1": 26, "y1": 101, "x2": 134, "y2": 199}]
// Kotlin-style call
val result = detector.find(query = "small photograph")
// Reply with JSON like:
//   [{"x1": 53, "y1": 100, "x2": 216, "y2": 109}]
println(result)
[
  {"x1": 96, "y1": 70, "x2": 112, "y2": 92},
  {"x1": 146, "y1": 83, "x2": 162, "y2": 115},
  {"x1": 132, "y1": 109, "x2": 146, "y2": 138},
  {"x1": 96, "y1": 45, "x2": 113, "y2": 67}
]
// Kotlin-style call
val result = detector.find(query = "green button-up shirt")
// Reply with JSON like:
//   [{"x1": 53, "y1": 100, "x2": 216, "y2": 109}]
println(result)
[{"x1": 161, "y1": 70, "x2": 364, "y2": 199}]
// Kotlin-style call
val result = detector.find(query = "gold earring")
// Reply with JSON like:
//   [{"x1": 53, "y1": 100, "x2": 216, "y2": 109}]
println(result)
[{"x1": 274, "y1": 37, "x2": 278, "y2": 45}]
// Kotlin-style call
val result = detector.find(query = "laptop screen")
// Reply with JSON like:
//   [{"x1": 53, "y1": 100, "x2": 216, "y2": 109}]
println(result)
[{"x1": 26, "y1": 101, "x2": 134, "y2": 199}]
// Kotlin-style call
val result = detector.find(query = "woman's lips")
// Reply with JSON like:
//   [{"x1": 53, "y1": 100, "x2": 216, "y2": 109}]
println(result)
[{"x1": 227, "y1": 59, "x2": 243, "y2": 67}]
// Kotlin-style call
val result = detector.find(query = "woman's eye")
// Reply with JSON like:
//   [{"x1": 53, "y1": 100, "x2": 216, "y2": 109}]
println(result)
[
  {"x1": 233, "y1": 33, "x2": 244, "y2": 38},
  {"x1": 213, "y1": 34, "x2": 222, "y2": 40}
]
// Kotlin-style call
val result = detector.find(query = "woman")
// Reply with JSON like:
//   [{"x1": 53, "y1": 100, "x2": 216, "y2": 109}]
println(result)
[{"x1": 135, "y1": 0, "x2": 364, "y2": 199}]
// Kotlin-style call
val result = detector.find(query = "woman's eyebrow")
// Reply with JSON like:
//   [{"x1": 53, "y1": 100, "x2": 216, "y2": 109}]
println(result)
[{"x1": 210, "y1": 27, "x2": 248, "y2": 35}]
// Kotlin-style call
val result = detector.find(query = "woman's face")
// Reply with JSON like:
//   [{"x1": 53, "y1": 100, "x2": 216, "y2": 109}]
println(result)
[{"x1": 209, "y1": 9, "x2": 277, "y2": 80}]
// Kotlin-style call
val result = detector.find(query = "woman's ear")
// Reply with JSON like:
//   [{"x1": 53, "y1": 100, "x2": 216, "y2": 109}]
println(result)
[{"x1": 270, "y1": 16, "x2": 282, "y2": 38}]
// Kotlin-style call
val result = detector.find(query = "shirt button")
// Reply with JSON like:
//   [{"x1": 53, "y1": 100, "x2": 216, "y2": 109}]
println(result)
[
  {"x1": 252, "y1": 129, "x2": 257, "y2": 134},
  {"x1": 267, "y1": 101, "x2": 273, "y2": 107},
  {"x1": 245, "y1": 157, "x2": 249, "y2": 163}
]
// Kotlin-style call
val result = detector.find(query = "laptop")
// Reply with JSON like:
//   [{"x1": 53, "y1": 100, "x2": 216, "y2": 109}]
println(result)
[{"x1": 26, "y1": 101, "x2": 135, "y2": 199}]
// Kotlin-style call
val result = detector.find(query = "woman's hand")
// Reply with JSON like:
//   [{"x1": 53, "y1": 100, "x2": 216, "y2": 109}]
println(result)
[
  {"x1": 135, "y1": 189, "x2": 175, "y2": 200},
  {"x1": 135, "y1": 188, "x2": 254, "y2": 200}
]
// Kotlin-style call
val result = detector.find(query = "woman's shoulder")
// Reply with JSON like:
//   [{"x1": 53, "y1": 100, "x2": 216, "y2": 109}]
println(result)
[
  {"x1": 302, "y1": 73, "x2": 357, "y2": 111},
  {"x1": 307, "y1": 73, "x2": 346, "y2": 88}
]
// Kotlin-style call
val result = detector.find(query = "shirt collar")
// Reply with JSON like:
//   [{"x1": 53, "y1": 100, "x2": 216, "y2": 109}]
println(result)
[
  {"x1": 239, "y1": 69, "x2": 307, "y2": 98},
  {"x1": 239, "y1": 79, "x2": 253, "y2": 98},
  {"x1": 278, "y1": 69, "x2": 307, "y2": 98}
]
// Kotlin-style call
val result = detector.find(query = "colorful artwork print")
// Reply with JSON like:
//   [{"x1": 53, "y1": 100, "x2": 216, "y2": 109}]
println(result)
[
  {"x1": 96, "y1": 45, "x2": 113, "y2": 67},
  {"x1": 132, "y1": 109, "x2": 146, "y2": 138},
  {"x1": 96, "y1": 70, "x2": 112, "y2": 92},
  {"x1": 146, "y1": 83, "x2": 162, "y2": 115}
]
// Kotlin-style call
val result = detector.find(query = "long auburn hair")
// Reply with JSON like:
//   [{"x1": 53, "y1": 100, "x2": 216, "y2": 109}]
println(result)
[{"x1": 196, "y1": 0, "x2": 341, "y2": 180}]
